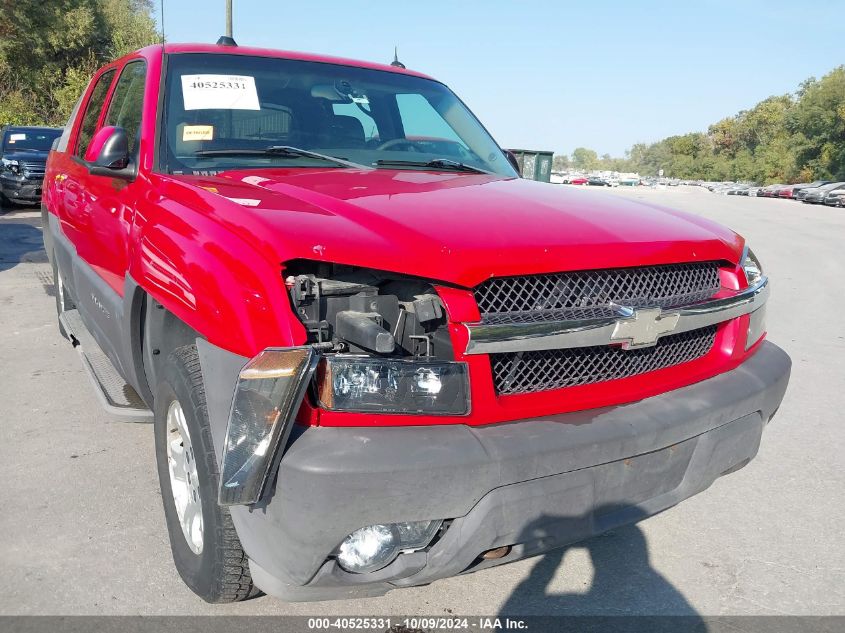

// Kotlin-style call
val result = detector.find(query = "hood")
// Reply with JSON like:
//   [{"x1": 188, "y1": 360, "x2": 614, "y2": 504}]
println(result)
[
  {"x1": 160, "y1": 168, "x2": 743, "y2": 288},
  {"x1": 1, "y1": 150, "x2": 48, "y2": 163}
]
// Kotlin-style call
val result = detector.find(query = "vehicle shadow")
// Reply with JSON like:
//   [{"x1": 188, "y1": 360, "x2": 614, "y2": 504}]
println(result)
[
  {"x1": 496, "y1": 509, "x2": 706, "y2": 631},
  {"x1": 0, "y1": 220, "x2": 49, "y2": 274}
]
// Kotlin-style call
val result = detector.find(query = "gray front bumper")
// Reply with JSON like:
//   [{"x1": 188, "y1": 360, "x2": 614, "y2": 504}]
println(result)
[
  {"x1": 198, "y1": 341, "x2": 790, "y2": 602},
  {"x1": 0, "y1": 175, "x2": 43, "y2": 201}
]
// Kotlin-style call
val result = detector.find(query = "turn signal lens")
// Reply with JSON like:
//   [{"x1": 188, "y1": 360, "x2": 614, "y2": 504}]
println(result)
[
  {"x1": 218, "y1": 347, "x2": 318, "y2": 506},
  {"x1": 746, "y1": 305, "x2": 767, "y2": 350}
]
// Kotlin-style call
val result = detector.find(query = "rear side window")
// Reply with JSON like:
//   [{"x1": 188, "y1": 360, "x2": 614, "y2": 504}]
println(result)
[
  {"x1": 56, "y1": 96, "x2": 83, "y2": 153},
  {"x1": 104, "y1": 60, "x2": 147, "y2": 156},
  {"x1": 76, "y1": 70, "x2": 116, "y2": 158}
]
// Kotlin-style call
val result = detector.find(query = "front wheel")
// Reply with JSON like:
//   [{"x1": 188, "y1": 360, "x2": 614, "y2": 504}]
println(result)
[{"x1": 153, "y1": 345, "x2": 258, "y2": 602}]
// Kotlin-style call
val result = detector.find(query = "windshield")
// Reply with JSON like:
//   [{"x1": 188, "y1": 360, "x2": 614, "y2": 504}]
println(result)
[
  {"x1": 818, "y1": 182, "x2": 844, "y2": 191},
  {"x1": 161, "y1": 53, "x2": 516, "y2": 177},
  {"x1": 2, "y1": 128, "x2": 62, "y2": 153}
]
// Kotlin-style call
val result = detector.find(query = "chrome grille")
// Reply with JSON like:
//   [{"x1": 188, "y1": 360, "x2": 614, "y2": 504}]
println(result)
[
  {"x1": 475, "y1": 262, "x2": 721, "y2": 324},
  {"x1": 20, "y1": 161, "x2": 46, "y2": 178},
  {"x1": 491, "y1": 325, "x2": 717, "y2": 395}
]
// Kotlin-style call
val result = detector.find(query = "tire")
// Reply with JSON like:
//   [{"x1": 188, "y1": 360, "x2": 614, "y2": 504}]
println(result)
[
  {"x1": 153, "y1": 344, "x2": 259, "y2": 603},
  {"x1": 52, "y1": 255, "x2": 74, "y2": 340}
]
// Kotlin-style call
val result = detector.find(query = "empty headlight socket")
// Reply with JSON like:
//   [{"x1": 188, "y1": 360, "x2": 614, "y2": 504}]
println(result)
[{"x1": 285, "y1": 266, "x2": 454, "y2": 361}]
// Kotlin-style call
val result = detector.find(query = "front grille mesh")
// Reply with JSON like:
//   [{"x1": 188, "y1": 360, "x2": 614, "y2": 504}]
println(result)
[
  {"x1": 475, "y1": 262, "x2": 721, "y2": 324},
  {"x1": 21, "y1": 161, "x2": 45, "y2": 177},
  {"x1": 491, "y1": 326, "x2": 717, "y2": 395}
]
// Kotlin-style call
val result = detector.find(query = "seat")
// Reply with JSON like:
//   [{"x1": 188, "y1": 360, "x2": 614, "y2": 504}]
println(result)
[{"x1": 327, "y1": 115, "x2": 366, "y2": 148}]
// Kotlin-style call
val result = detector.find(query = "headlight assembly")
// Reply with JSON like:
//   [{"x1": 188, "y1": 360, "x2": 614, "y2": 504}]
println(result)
[
  {"x1": 741, "y1": 245, "x2": 763, "y2": 286},
  {"x1": 1, "y1": 158, "x2": 21, "y2": 174},
  {"x1": 317, "y1": 355, "x2": 470, "y2": 415}
]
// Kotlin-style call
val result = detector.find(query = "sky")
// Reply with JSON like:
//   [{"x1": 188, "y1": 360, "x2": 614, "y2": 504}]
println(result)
[{"x1": 154, "y1": 0, "x2": 842, "y2": 157}]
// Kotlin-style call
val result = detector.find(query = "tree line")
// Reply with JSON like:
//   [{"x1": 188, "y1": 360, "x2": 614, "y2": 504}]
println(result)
[
  {"x1": 2, "y1": 4, "x2": 842, "y2": 186},
  {"x1": 0, "y1": 0, "x2": 159, "y2": 127},
  {"x1": 554, "y1": 65, "x2": 845, "y2": 184}
]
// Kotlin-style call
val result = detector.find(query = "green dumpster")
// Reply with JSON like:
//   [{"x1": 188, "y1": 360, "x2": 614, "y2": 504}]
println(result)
[{"x1": 508, "y1": 149, "x2": 554, "y2": 182}]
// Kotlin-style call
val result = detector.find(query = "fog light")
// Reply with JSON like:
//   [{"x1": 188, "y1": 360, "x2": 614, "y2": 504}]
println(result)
[
  {"x1": 337, "y1": 525, "x2": 397, "y2": 574},
  {"x1": 336, "y1": 520, "x2": 442, "y2": 573}
]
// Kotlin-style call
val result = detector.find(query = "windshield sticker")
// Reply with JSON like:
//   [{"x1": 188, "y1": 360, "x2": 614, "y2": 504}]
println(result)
[
  {"x1": 8, "y1": 133, "x2": 27, "y2": 143},
  {"x1": 181, "y1": 74, "x2": 260, "y2": 111},
  {"x1": 182, "y1": 125, "x2": 214, "y2": 141},
  {"x1": 351, "y1": 95, "x2": 370, "y2": 105}
]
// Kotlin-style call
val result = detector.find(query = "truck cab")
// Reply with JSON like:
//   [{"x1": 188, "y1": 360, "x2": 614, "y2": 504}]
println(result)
[{"x1": 43, "y1": 42, "x2": 790, "y2": 603}]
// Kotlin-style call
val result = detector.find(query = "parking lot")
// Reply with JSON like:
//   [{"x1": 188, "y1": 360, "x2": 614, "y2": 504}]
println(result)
[{"x1": 1, "y1": 187, "x2": 843, "y2": 616}]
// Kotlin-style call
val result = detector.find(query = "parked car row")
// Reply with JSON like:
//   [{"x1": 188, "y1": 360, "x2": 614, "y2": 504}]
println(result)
[
  {"x1": 561, "y1": 175, "x2": 589, "y2": 185},
  {"x1": 706, "y1": 180, "x2": 845, "y2": 206},
  {"x1": 558, "y1": 175, "x2": 662, "y2": 187},
  {"x1": 558, "y1": 174, "x2": 619, "y2": 186}
]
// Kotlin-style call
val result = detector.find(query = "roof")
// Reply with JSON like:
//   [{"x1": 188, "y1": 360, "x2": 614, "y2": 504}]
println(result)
[
  {"x1": 135, "y1": 43, "x2": 434, "y2": 81},
  {"x1": 1, "y1": 125, "x2": 63, "y2": 131}
]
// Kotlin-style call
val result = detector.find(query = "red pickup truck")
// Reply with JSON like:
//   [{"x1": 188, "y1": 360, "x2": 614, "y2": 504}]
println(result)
[{"x1": 43, "y1": 41, "x2": 790, "y2": 603}]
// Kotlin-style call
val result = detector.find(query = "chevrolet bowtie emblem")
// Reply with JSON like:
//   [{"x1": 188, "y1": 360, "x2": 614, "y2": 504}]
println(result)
[{"x1": 610, "y1": 307, "x2": 680, "y2": 349}]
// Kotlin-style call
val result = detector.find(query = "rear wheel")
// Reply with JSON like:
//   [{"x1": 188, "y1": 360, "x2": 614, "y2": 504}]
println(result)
[{"x1": 153, "y1": 345, "x2": 258, "y2": 603}]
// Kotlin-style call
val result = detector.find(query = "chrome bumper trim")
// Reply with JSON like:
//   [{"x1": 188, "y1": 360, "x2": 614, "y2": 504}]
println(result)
[{"x1": 464, "y1": 277, "x2": 769, "y2": 355}]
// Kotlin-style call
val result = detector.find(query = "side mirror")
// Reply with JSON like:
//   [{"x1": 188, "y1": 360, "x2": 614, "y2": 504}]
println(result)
[
  {"x1": 85, "y1": 126, "x2": 135, "y2": 179},
  {"x1": 504, "y1": 150, "x2": 521, "y2": 177}
]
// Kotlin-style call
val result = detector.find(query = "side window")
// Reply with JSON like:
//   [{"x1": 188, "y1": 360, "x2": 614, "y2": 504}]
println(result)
[
  {"x1": 75, "y1": 70, "x2": 116, "y2": 158},
  {"x1": 56, "y1": 95, "x2": 83, "y2": 152},
  {"x1": 104, "y1": 60, "x2": 147, "y2": 156}
]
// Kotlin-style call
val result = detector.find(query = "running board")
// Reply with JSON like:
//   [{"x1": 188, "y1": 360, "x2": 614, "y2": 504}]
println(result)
[{"x1": 59, "y1": 310, "x2": 153, "y2": 420}]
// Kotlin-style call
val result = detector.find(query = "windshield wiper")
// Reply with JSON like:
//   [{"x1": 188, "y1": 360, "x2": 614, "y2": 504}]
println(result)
[
  {"x1": 193, "y1": 145, "x2": 366, "y2": 169},
  {"x1": 374, "y1": 158, "x2": 490, "y2": 174}
]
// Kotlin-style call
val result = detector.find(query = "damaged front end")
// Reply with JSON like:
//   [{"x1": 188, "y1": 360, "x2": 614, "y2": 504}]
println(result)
[
  {"x1": 219, "y1": 261, "x2": 469, "y2": 506},
  {"x1": 284, "y1": 261, "x2": 453, "y2": 358}
]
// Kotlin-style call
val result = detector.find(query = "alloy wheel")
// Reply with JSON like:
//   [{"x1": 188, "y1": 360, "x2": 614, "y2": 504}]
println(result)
[{"x1": 166, "y1": 400, "x2": 204, "y2": 554}]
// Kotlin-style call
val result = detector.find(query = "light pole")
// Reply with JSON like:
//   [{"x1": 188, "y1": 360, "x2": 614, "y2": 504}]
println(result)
[{"x1": 225, "y1": 0, "x2": 233, "y2": 38}]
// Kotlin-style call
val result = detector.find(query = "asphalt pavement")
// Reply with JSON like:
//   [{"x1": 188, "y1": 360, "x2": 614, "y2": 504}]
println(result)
[{"x1": 0, "y1": 188, "x2": 843, "y2": 616}]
